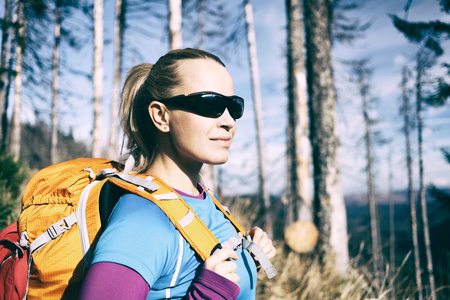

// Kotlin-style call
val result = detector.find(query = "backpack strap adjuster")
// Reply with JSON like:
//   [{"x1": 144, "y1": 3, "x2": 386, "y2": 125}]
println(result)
[{"x1": 29, "y1": 212, "x2": 77, "y2": 254}]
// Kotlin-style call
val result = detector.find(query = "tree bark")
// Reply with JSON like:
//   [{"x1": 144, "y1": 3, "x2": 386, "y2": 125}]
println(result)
[
  {"x1": 388, "y1": 146, "x2": 396, "y2": 298},
  {"x1": 402, "y1": 65, "x2": 423, "y2": 300},
  {"x1": 243, "y1": 0, "x2": 272, "y2": 238},
  {"x1": 285, "y1": 0, "x2": 312, "y2": 227},
  {"x1": 92, "y1": 0, "x2": 104, "y2": 158},
  {"x1": 354, "y1": 59, "x2": 381, "y2": 279},
  {"x1": 11, "y1": 0, "x2": 25, "y2": 161},
  {"x1": 415, "y1": 52, "x2": 436, "y2": 300},
  {"x1": 0, "y1": 0, "x2": 12, "y2": 145},
  {"x1": 304, "y1": 0, "x2": 348, "y2": 273},
  {"x1": 108, "y1": 0, "x2": 125, "y2": 160},
  {"x1": 50, "y1": 0, "x2": 62, "y2": 165},
  {"x1": 169, "y1": 0, "x2": 182, "y2": 50},
  {"x1": 197, "y1": 0, "x2": 205, "y2": 50},
  {"x1": 1, "y1": 2, "x2": 16, "y2": 150}
]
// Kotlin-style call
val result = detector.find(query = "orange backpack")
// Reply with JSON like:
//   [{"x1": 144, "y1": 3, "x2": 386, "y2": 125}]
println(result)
[{"x1": 6, "y1": 158, "x2": 247, "y2": 299}]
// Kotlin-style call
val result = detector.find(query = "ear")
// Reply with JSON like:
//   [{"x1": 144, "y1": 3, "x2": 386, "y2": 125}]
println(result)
[{"x1": 148, "y1": 101, "x2": 170, "y2": 133}]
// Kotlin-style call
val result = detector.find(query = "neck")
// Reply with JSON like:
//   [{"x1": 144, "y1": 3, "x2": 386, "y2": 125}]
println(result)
[{"x1": 145, "y1": 153, "x2": 202, "y2": 196}]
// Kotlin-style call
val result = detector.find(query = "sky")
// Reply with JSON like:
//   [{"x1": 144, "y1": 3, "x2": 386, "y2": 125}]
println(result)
[
  {"x1": 224, "y1": 0, "x2": 450, "y2": 197},
  {"x1": 7, "y1": 0, "x2": 450, "y2": 198},
  {"x1": 212, "y1": 0, "x2": 450, "y2": 197}
]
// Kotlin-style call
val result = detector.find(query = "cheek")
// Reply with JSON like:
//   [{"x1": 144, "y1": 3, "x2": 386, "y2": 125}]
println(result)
[{"x1": 170, "y1": 113, "x2": 212, "y2": 146}]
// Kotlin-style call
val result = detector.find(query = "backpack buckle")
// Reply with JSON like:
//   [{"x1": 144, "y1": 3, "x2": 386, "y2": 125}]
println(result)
[
  {"x1": 96, "y1": 168, "x2": 117, "y2": 180},
  {"x1": 47, "y1": 219, "x2": 71, "y2": 240}
]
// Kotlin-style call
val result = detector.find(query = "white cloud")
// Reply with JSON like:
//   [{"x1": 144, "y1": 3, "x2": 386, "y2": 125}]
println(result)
[{"x1": 394, "y1": 54, "x2": 407, "y2": 66}]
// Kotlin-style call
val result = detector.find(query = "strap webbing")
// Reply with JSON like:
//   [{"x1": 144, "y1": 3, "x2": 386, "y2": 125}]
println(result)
[
  {"x1": 108, "y1": 174, "x2": 219, "y2": 261},
  {"x1": 220, "y1": 236, "x2": 277, "y2": 279},
  {"x1": 110, "y1": 173, "x2": 159, "y2": 192},
  {"x1": 28, "y1": 212, "x2": 77, "y2": 254},
  {"x1": 108, "y1": 172, "x2": 277, "y2": 279},
  {"x1": 241, "y1": 238, "x2": 277, "y2": 279}
]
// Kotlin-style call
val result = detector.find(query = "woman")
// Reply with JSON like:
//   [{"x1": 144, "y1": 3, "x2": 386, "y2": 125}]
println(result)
[{"x1": 79, "y1": 48, "x2": 276, "y2": 299}]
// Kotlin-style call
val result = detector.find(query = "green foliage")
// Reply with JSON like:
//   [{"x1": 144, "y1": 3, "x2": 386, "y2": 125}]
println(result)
[
  {"x1": 427, "y1": 148, "x2": 450, "y2": 211},
  {"x1": 439, "y1": 0, "x2": 450, "y2": 13},
  {"x1": 424, "y1": 77, "x2": 450, "y2": 107},
  {"x1": 331, "y1": 0, "x2": 372, "y2": 45},
  {"x1": 390, "y1": 14, "x2": 450, "y2": 56},
  {"x1": 428, "y1": 184, "x2": 450, "y2": 211},
  {"x1": 0, "y1": 150, "x2": 28, "y2": 230}
]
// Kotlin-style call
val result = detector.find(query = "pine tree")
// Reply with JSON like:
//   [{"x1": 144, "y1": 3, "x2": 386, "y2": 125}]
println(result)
[
  {"x1": 10, "y1": 0, "x2": 25, "y2": 162},
  {"x1": 285, "y1": 0, "x2": 313, "y2": 227},
  {"x1": 107, "y1": 0, "x2": 126, "y2": 160},
  {"x1": 304, "y1": 0, "x2": 348, "y2": 273},
  {"x1": 391, "y1": 5, "x2": 450, "y2": 296},
  {"x1": 92, "y1": 0, "x2": 104, "y2": 158},
  {"x1": 349, "y1": 59, "x2": 382, "y2": 281},
  {"x1": 50, "y1": 0, "x2": 62, "y2": 164},
  {"x1": 243, "y1": 0, "x2": 272, "y2": 238},
  {"x1": 169, "y1": 0, "x2": 182, "y2": 49},
  {"x1": 0, "y1": 0, "x2": 12, "y2": 146}
]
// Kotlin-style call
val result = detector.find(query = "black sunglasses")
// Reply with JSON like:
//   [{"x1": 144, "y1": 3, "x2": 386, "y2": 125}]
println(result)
[{"x1": 157, "y1": 91, "x2": 245, "y2": 120}]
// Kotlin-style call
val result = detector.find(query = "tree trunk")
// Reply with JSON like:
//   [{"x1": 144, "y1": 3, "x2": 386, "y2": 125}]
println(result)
[
  {"x1": 108, "y1": 0, "x2": 125, "y2": 160},
  {"x1": 50, "y1": 0, "x2": 62, "y2": 165},
  {"x1": 11, "y1": 0, "x2": 25, "y2": 161},
  {"x1": 168, "y1": 0, "x2": 182, "y2": 50},
  {"x1": 304, "y1": 0, "x2": 349, "y2": 273},
  {"x1": 92, "y1": 0, "x2": 104, "y2": 158},
  {"x1": 415, "y1": 52, "x2": 436, "y2": 300},
  {"x1": 285, "y1": 0, "x2": 312, "y2": 227},
  {"x1": 354, "y1": 60, "x2": 381, "y2": 279},
  {"x1": 196, "y1": 0, "x2": 216, "y2": 192},
  {"x1": 197, "y1": 0, "x2": 204, "y2": 50},
  {"x1": 402, "y1": 65, "x2": 423, "y2": 300},
  {"x1": 388, "y1": 146, "x2": 396, "y2": 298},
  {"x1": 0, "y1": 0, "x2": 12, "y2": 145},
  {"x1": 1, "y1": 3, "x2": 16, "y2": 150},
  {"x1": 243, "y1": 0, "x2": 272, "y2": 238}
]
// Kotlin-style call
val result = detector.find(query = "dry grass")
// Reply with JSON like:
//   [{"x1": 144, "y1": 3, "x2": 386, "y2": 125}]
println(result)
[
  {"x1": 255, "y1": 243, "x2": 415, "y2": 300},
  {"x1": 221, "y1": 196, "x2": 450, "y2": 299}
]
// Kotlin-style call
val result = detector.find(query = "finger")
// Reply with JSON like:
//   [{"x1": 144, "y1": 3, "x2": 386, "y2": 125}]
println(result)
[
  {"x1": 221, "y1": 260, "x2": 238, "y2": 273},
  {"x1": 207, "y1": 260, "x2": 237, "y2": 278},
  {"x1": 249, "y1": 227, "x2": 264, "y2": 244},
  {"x1": 206, "y1": 248, "x2": 238, "y2": 267},
  {"x1": 227, "y1": 273, "x2": 240, "y2": 284},
  {"x1": 264, "y1": 245, "x2": 277, "y2": 259},
  {"x1": 256, "y1": 235, "x2": 271, "y2": 250}
]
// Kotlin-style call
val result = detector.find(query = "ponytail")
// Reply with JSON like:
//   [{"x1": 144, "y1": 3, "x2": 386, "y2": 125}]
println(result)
[{"x1": 119, "y1": 63, "x2": 156, "y2": 172}]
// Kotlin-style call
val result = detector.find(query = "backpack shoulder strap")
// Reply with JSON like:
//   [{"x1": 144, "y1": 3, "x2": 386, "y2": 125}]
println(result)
[
  {"x1": 201, "y1": 185, "x2": 246, "y2": 236},
  {"x1": 107, "y1": 173, "x2": 221, "y2": 261}
]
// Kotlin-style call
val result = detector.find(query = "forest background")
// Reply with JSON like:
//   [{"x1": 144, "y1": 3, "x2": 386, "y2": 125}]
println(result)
[{"x1": 0, "y1": 0, "x2": 449, "y2": 299}]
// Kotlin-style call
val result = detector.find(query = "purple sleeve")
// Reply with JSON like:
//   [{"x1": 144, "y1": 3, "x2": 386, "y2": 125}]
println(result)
[
  {"x1": 79, "y1": 262, "x2": 149, "y2": 300},
  {"x1": 79, "y1": 263, "x2": 239, "y2": 300},
  {"x1": 182, "y1": 268, "x2": 240, "y2": 300}
]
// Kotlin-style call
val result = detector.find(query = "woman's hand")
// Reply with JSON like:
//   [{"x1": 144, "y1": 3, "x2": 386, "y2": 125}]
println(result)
[
  {"x1": 247, "y1": 227, "x2": 276, "y2": 260},
  {"x1": 204, "y1": 247, "x2": 240, "y2": 284}
]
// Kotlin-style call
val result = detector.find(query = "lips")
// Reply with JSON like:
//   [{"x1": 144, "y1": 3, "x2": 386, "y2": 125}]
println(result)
[{"x1": 210, "y1": 137, "x2": 232, "y2": 147}]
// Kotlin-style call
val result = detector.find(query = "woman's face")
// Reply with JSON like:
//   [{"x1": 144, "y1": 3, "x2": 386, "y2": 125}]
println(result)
[{"x1": 166, "y1": 59, "x2": 237, "y2": 166}]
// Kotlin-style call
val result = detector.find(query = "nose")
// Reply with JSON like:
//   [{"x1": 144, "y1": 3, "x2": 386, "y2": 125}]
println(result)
[{"x1": 219, "y1": 108, "x2": 236, "y2": 130}]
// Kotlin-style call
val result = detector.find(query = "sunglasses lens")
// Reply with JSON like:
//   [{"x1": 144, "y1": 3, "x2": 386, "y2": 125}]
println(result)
[
  {"x1": 228, "y1": 97, "x2": 244, "y2": 119},
  {"x1": 197, "y1": 94, "x2": 226, "y2": 118},
  {"x1": 162, "y1": 92, "x2": 244, "y2": 119},
  {"x1": 199, "y1": 94, "x2": 244, "y2": 119}
]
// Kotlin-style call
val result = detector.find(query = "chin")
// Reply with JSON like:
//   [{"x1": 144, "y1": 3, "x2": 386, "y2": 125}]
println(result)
[{"x1": 204, "y1": 156, "x2": 229, "y2": 165}]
